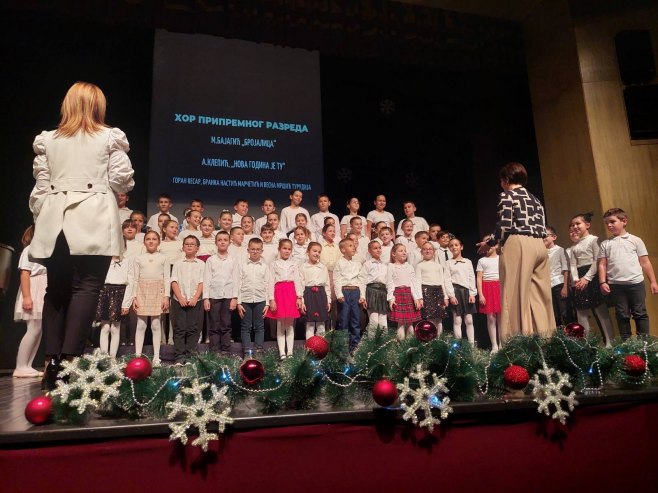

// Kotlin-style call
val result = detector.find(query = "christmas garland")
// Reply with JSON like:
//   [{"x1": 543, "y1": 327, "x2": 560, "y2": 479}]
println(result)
[{"x1": 24, "y1": 322, "x2": 658, "y2": 451}]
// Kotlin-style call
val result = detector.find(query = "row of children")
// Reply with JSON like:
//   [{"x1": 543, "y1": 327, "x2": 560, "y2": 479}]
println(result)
[
  {"x1": 545, "y1": 209, "x2": 657, "y2": 348},
  {"x1": 12, "y1": 188, "x2": 655, "y2": 375}
]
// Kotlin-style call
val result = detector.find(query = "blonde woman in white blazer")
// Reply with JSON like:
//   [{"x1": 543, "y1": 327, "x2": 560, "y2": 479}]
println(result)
[{"x1": 29, "y1": 82, "x2": 134, "y2": 390}]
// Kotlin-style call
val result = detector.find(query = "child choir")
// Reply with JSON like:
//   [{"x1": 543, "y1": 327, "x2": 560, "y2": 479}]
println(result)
[{"x1": 13, "y1": 192, "x2": 658, "y2": 374}]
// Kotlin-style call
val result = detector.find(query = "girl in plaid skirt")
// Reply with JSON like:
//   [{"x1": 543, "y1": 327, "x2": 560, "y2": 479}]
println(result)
[
  {"x1": 386, "y1": 244, "x2": 423, "y2": 340},
  {"x1": 122, "y1": 231, "x2": 170, "y2": 365}
]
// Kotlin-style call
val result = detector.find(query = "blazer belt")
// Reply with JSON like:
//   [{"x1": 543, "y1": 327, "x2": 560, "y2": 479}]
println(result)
[{"x1": 47, "y1": 178, "x2": 108, "y2": 193}]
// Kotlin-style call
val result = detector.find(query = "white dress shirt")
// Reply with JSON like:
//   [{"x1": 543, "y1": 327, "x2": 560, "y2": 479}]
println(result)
[
  {"x1": 299, "y1": 261, "x2": 331, "y2": 304},
  {"x1": 361, "y1": 258, "x2": 388, "y2": 285},
  {"x1": 170, "y1": 257, "x2": 205, "y2": 301},
  {"x1": 237, "y1": 258, "x2": 270, "y2": 304},
  {"x1": 333, "y1": 256, "x2": 366, "y2": 297},
  {"x1": 446, "y1": 258, "x2": 476, "y2": 296},
  {"x1": 203, "y1": 253, "x2": 239, "y2": 299}
]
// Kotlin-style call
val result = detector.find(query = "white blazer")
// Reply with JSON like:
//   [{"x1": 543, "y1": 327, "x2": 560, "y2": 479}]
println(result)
[{"x1": 29, "y1": 127, "x2": 135, "y2": 258}]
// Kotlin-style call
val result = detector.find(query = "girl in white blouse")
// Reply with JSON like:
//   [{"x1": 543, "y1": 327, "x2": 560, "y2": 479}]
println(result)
[
  {"x1": 266, "y1": 239, "x2": 304, "y2": 359},
  {"x1": 569, "y1": 213, "x2": 613, "y2": 346},
  {"x1": 446, "y1": 238, "x2": 477, "y2": 346},
  {"x1": 387, "y1": 244, "x2": 423, "y2": 340},
  {"x1": 122, "y1": 231, "x2": 170, "y2": 365},
  {"x1": 299, "y1": 242, "x2": 331, "y2": 339}
]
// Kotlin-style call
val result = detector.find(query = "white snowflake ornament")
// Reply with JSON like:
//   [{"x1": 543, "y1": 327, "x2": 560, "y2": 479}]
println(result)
[
  {"x1": 50, "y1": 349, "x2": 124, "y2": 414},
  {"x1": 530, "y1": 363, "x2": 578, "y2": 425},
  {"x1": 166, "y1": 379, "x2": 234, "y2": 451},
  {"x1": 397, "y1": 364, "x2": 453, "y2": 432}
]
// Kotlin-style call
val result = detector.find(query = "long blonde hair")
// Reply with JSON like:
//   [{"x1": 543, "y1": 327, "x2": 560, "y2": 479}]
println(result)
[{"x1": 55, "y1": 82, "x2": 108, "y2": 137}]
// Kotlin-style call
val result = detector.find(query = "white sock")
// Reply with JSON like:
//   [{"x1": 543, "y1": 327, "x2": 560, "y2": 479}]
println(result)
[
  {"x1": 576, "y1": 309, "x2": 591, "y2": 334},
  {"x1": 305, "y1": 322, "x2": 315, "y2": 340},
  {"x1": 284, "y1": 318, "x2": 295, "y2": 356},
  {"x1": 396, "y1": 325, "x2": 405, "y2": 341},
  {"x1": 14, "y1": 319, "x2": 42, "y2": 372},
  {"x1": 465, "y1": 314, "x2": 475, "y2": 345},
  {"x1": 100, "y1": 322, "x2": 110, "y2": 354},
  {"x1": 151, "y1": 317, "x2": 162, "y2": 360},
  {"x1": 109, "y1": 322, "x2": 121, "y2": 357},
  {"x1": 453, "y1": 314, "x2": 463, "y2": 339},
  {"x1": 593, "y1": 304, "x2": 614, "y2": 347},
  {"x1": 277, "y1": 321, "x2": 286, "y2": 356},
  {"x1": 487, "y1": 313, "x2": 499, "y2": 350},
  {"x1": 135, "y1": 316, "x2": 147, "y2": 356},
  {"x1": 429, "y1": 318, "x2": 442, "y2": 336},
  {"x1": 316, "y1": 321, "x2": 325, "y2": 336}
]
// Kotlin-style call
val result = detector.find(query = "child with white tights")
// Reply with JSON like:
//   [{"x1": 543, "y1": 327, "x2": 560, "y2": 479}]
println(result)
[
  {"x1": 476, "y1": 240, "x2": 501, "y2": 352},
  {"x1": 266, "y1": 239, "x2": 303, "y2": 359},
  {"x1": 415, "y1": 242, "x2": 453, "y2": 337},
  {"x1": 299, "y1": 242, "x2": 331, "y2": 339},
  {"x1": 13, "y1": 226, "x2": 46, "y2": 378},
  {"x1": 361, "y1": 240, "x2": 389, "y2": 333},
  {"x1": 569, "y1": 213, "x2": 614, "y2": 347},
  {"x1": 387, "y1": 244, "x2": 423, "y2": 340},
  {"x1": 446, "y1": 238, "x2": 477, "y2": 346},
  {"x1": 97, "y1": 255, "x2": 129, "y2": 357},
  {"x1": 122, "y1": 231, "x2": 170, "y2": 365}
]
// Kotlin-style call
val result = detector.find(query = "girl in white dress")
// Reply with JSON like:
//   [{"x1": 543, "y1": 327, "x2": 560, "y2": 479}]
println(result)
[
  {"x1": 122, "y1": 231, "x2": 170, "y2": 365},
  {"x1": 13, "y1": 226, "x2": 47, "y2": 378}
]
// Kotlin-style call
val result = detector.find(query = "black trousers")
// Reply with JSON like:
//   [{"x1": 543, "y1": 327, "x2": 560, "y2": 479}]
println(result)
[
  {"x1": 610, "y1": 282, "x2": 649, "y2": 339},
  {"x1": 208, "y1": 298, "x2": 232, "y2": 352},
  {"x1": 170, "y1": 299, "x2": 202, "y2": 362},
  {"x1": 43, "y1": 233, "x2": 111, "y2": 356}
]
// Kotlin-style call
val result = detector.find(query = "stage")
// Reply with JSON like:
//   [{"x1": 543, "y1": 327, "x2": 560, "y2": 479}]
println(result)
[{"x1": 2, "y1": 374, "x2": 658, "y2": 493}]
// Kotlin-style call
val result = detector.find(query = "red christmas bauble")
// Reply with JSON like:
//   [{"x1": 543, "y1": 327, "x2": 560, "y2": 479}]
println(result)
[
  {"x1": 624, "y1": 355, "x2": 646, "y2": 376},
  {"x1": 124, "y1": 357, "x2": 152, "y2": 381},
  {"x1": 25, "y1": 395, "x2": 53, "y2": 425},
  {"x1": 240, "y1": 359, "x2": 265, "y2": 385},
  {"x1": 414, "y1": 320, "x2": 438, "y2": 342},
  {"x1": 565, "y1": 322, "x2": 585, "y2": 339},
  {"x1": 372, "y1": 379, "x2": 398, "y2": 407},
  {"x1": 305, "y1": 335, "x2": 329, "y2": 359},
  {"x1": 504, "y1": 365, "x2": 530, "y2": 390}
]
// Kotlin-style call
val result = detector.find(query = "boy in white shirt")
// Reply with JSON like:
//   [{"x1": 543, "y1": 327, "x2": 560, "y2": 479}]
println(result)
[
  {"x1": 544, "y1": 225, "x2": 570, "y2": 326},
  {"x1": 237, "y1": 238, "x2": 271, "y2": 353},
  {"x1": 232, "y1": 198, "x2": 249, "y2": 227},
  {"x1": 396, "y1": 200, "x2": 429, "y2": 237},
  {"x1": 117, "y1": 192, "x2": 133, "y2": 224},
  {"x1": 598, "y1": 208, "x2": 658, "y2": 339},
  {"x1": 408, "y1": 231, "x2": 429, "y2": 267},
  {"x1": 228, "y1": 227, "x2": 248, "y2": 263},
  {"x1": 254, "y1": 198, "x2": 276, "y2": 235},
  {"x1": 170, "y1": 235, "x2": 205, "y2": 364},
  {"x1": 203, "y1": 231, "x2": 239, "y2": 353},
  {"x1": 260, "y1": 225, "x2": 279, "y2": 264},
  {"x1": 147, "y1": 193, "x2": 178, "y2": 231},
  {"x1": 311, "y1": 194, "x2": 339, "y2": 240},
  {"x1": 333, "y1": 238, "x2": 366, "y2": 352}
]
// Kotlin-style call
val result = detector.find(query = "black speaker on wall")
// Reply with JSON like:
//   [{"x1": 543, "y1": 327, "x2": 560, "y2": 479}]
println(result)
[
  {"x1": 615, "y1": 30, "x2": 655, "y2": 85},
  {"x1": 624, "y1": 85, "x2": 658, "y2": 140}
]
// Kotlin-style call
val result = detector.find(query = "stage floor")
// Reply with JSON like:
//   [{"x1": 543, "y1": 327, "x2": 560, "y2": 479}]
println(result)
[{"x1": 3, "y1": 372, "x2": 658, "y2": 448}]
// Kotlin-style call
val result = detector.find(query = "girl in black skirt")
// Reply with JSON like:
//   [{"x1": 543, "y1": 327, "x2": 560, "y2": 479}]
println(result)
[{"x1": 299, "y1": 242, "x2": 331, "y2": 339}]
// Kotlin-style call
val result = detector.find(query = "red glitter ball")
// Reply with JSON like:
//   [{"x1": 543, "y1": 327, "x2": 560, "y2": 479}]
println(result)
[
  {"x1": 305, "y1": 335, "x2": 329, "y2": 359},
  {"x1": 624, "y1": 355, "x2": 646, "y2": 377},
  {"x1": 504, "y1": 365, "x2": 530, "y2": 390}
]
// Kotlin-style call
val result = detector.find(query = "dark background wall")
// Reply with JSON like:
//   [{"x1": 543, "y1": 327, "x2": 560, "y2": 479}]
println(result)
[{"x1": 0, "y1": 4, "x2": 541, "y2": 368}]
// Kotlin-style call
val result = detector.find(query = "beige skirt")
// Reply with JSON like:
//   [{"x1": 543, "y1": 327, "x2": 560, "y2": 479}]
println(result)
[{"x1": 135, "y1": 279, "x2": 165, "y2": 316}]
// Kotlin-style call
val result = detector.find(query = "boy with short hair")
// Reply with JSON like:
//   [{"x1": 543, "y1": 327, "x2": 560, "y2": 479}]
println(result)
[
  {"x1": 237, "y1": 238, "x2": 270, "y2": 354},
  {"x1": 396, "y1": 200, "x2": 429, "y2": 237},
  {"x1": 544, "y1": 225, "x2": 570, "y2": 326},
  {"x1": 259, "y1": 225, "x2": 279, "y2": 264},
  {"x1": 117, "y1": 192, "x2": 133, "y2": 224},
  {"x1": 598, "y1": 208, "x2": 658, "y2": 339},
  {"x1": 436, "y1": 231, "x2": 452, "y2": 265},
  {"x1": 232, "y1": 198, "x2": 249, "y2": 227},
  {"x1": 311, "y1": 194, "x2": 339, "y2": 240},
  {"x1": 147, "y1": 193, "x2": 178, "y2": 231},
  {"x1": 228, "y1": 226, "x2": 247, "y2": 262},
  {"x1": 203, "y1": 231, "x2": 239, "y2": 353},
  {"x1": 170, "y1": 235, "x2": 205, "y2": 364},
  {"x1": 254, "y1": 198, "x2": 276, "y2": 235},
  {"x1": 333, "y1": 238, "x2": 366, "y2": 351},
  {"x1": 377, "y1": 226, "x2": 395, "y2": 264},
  {"x1": 408, "y1": 231, "x2": 429, "y2": 267}
]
